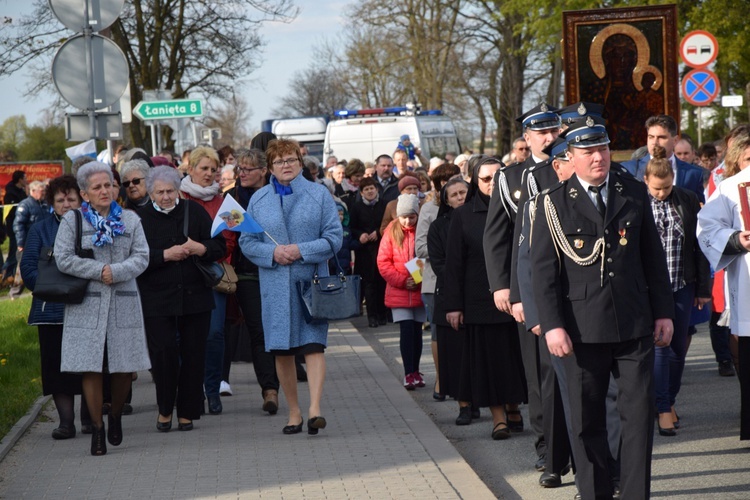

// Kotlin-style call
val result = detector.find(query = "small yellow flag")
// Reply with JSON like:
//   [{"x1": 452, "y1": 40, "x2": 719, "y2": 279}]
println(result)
[{"x1": 2, "y1": 204, "x2": 17, "y2": 224}]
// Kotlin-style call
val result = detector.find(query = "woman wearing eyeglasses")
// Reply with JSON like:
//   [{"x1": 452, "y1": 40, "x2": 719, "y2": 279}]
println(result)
[
  {"x1": 223, "y1": 148, "x2": 280, "y2": 414},
  {"x1": 239, "y1": 139, "x2": 342, "y2": 436},
  {"x1": 442, "y1": 157, "x2": 527, "y2": 439},
  {"x1": 180, "y1": 146, "x2": 237, "y2": 416},
  {"x1": 120, "y1": 159, "x2": 152, "y2": 210}
]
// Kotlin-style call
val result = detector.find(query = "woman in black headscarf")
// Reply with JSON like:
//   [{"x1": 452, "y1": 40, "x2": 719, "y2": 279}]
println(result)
[
  {"x1": 428, "y1": 177, "x2": 469, "y2": 412},
  {"x1": 442, "y1": 157, "x2": 527, "y2": 439}
]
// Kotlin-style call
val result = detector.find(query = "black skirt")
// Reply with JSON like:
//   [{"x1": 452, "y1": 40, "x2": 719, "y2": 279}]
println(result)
[
  {"x1": 436, "y1": 324, "x2": 464, "y2": 399},
  {"x1": 38, "y1": 324, "x2": 83, "y2": 396},
  {"x1": 270, "y1": 342, "x2": 325, "y2": 356},
  {"x1": 458, "y1": 323, "x2": 528, "y2": 407}
]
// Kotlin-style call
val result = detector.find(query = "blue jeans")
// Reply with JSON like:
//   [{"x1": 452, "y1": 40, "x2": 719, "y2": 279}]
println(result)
[
  {"x1": 654, "y1": 283, "x2": 694, "y2": 414},
  {"x1": 204, "y1": 290, "x2": 226, "y2": 397},
  {"x1": 421, "y1": 292, "x2": 436, "y2": 340}
]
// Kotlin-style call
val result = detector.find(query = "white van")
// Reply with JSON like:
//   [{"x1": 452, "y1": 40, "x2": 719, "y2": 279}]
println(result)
[
  {"x1": 323, "y1": 106, "x2": 460, "y2": 165},
  {"x1": 261, "y1": 116, "x2": 328, "y2": 160}
]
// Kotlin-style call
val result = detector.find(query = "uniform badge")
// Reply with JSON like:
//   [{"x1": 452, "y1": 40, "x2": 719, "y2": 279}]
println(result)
[
  {"x1": 619, "y1": 228, "x2": 627, "y2": 246},
  {"x1": 569, "y1": 187, "x2": 578, "y2": 199},
  {"x1": 577, "y1": 103, "x2": 587, "y2": 115},
  {"x1": 574, "y1": 239, "x2": 584, "y2": 249},
  {"x1": 586, "y1": 116, "x2": 595, "y2": 127},
  {"x1": 541, "y1": 103, "x2": 548, "y2": 112},
  {"x1": 513, "y1": 189, "x2": 521, "y2": 200},
  {"x1": 614, "y1": 181, "x2": 623, "y2": 193}
]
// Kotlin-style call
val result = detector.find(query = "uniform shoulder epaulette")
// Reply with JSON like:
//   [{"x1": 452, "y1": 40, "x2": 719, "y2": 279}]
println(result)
[
  {"x1": 544, "y1": 181, "x2": 566, "y2": 194},
  {"x1": 613, "y1": 168, "x2": 638, "y2": 182}
]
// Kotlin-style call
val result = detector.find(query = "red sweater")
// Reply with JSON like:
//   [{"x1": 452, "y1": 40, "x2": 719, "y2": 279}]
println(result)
[
  {"x1": 181, "y1": 191, "x2": 236, "y2": 263},
  {"x1": 377, "y1": 220, "x2": 423, "y2": 309}
]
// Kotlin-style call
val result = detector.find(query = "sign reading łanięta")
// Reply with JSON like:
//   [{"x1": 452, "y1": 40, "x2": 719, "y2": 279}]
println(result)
[{"x1": 133, "y1": 99, "x2": 204, "y2": 121}]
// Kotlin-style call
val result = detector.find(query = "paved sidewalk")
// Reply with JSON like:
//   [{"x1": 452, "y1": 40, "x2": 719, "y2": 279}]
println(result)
[
  {"x1": 0, "y1": 322, "x2": 493, "y2": 499},
  {"x1": 353, "y1": 316, "x2": 750, "y2": 499}
]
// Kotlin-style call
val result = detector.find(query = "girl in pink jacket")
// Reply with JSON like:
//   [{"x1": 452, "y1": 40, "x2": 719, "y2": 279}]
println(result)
[{"x1": 378, "y1": 194, "x2": 426, "y2": 390}]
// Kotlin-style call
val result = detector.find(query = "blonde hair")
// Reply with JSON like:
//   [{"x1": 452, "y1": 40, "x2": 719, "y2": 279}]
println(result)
[
  {"x1": 724, "y1": 134, "x2": 750, "y2": 178},
  {"x1": 189, "y1": 146, "x2": 220, "y2": 170}
]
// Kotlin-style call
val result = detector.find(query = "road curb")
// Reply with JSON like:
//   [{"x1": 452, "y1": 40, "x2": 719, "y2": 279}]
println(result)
[{"x1": 0, "y1": 395, "x2": 50, "y2": 463}]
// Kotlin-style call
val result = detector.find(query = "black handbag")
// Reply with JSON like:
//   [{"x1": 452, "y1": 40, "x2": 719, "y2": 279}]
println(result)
[
  {"x1": 32, "y1": 210, "x2": 93, "y2": 304},
  {"x1": 183, "y1": 202, "x2": 224, "y2": 288},
  {"x1": 297, "y1": 240, "x2": 361, "y2": 324}
]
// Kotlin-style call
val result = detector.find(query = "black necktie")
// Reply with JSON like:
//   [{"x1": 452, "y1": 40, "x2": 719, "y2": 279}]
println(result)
[{"x1": 588, "y1": 184, "x2": 606, "y2": 219}]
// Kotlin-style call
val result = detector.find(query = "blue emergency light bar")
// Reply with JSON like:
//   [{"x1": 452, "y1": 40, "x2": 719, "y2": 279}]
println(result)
[{"x1": 333, "y1": 107, "x2": 443, "y2": 118}]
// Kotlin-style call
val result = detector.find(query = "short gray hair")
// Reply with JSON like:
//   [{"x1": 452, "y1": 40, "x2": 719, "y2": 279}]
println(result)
[
  {"x1": 146, "y1": 165, "x2": 181, "y2": 194},
  {"x1": 303, "y1": 155, "x2": 320, "y2": 171},
  {"x1": 76, "y1": 161, "x2": 114, "y2": 191},
  {"x1": 235, "y1": 148, "x2": 267, "y2": 169},
  {"x1": 28, "y1": 180, "x2": 45, "y2": 191},
  {"x1": 120, "y1": 159, "x2": 151, "y2": 181}
]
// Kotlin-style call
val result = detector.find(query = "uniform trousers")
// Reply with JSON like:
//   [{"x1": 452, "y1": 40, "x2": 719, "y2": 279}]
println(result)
[
  {"x1": 560, "y1": 335, "x2": 654, "y2": 500},
  {"x1": 538, "y1": 334, "x2": 573, "y2": 474},
  {"x1": 518, "y1": 322, "x2": 545, "y2": 458},
  {"x1": 144, "y1": 311, "x2": 211, "y2": 420}
]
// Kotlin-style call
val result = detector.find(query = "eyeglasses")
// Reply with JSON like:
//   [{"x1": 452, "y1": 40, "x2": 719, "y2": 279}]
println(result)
[
  {"x1": 478, "y1": 175, "x2": 493, "y2": 184},
  {"x1": 516, "y1": 147, "x2": 529, "y2": 151},
  {"x1": 122, "y1": 177, "x2": 144, "y2": 188},
  {"x1": 271, "y1": 158, "x2": 300, "y2": 168},
  {"x1": 236, "y1": 166, "x2": 264, "y2": 175}
]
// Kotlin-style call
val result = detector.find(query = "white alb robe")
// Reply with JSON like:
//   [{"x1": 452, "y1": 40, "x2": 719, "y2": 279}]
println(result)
[{"x1": 697, "y1": 166, "x2": 750, "y2": 336}]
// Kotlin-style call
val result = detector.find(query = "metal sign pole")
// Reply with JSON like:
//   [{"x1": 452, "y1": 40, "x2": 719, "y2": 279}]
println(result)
[
  {"x1": 150, "y1": 124, "x2": 157, "y2": 156},
  {"x1": 697, "y1": 107, "x2": 702, "y2": 146},
  {"x1": 83, "y1": 2, "x2": 97, "y2": 140}
]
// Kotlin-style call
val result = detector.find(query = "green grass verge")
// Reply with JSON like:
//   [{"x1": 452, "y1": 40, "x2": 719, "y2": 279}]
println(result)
[{"x1": 0, "y1": 297, "x2": 42, "y2": 440}]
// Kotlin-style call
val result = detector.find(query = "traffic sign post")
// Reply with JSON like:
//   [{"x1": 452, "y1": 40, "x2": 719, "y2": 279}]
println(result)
[
  {"x1": 133, "y1": 99, "x2": 204, "y2": 121},
  {"x1": 680, "y1": 30, "x2": 719, "y2": 69}
]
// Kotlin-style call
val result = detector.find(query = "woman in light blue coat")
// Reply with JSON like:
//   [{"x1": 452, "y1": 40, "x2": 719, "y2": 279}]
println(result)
[
  {"x1": 55, "y1": 162, "x2": 150, "y2": 456},
  {"x1": 239, "y1": 139, "x2": 342, "y2": 436}
]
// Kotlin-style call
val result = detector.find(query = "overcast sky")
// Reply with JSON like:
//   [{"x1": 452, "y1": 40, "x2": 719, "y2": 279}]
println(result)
[{"x1": 0, "y1": 0, "x2": 346, "y2": 138}]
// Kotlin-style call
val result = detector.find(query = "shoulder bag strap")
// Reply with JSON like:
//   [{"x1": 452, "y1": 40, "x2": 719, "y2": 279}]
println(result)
[
  {"x1": 182, "y1": 201, "x2": 189, "y2": 238},
  {"x1": 74, "y1": 209, "x2": 83, "y2": 257}
]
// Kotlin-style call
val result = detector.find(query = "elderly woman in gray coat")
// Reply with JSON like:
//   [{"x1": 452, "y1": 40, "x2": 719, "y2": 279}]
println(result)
[
  {"x1": 55, "y1": 161, "x2": 150, "y2": 456},
  {"x1": 239, "y1": 139, "x2": 342, "y2": 436}
]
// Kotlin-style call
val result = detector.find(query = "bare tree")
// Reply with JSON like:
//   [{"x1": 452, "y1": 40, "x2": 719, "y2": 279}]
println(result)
[
  {"x1": 271, "y1": 66, "x2": 352, "y2": 117},
  {"x1": 204, "y1": 94, "x2": 253, "y2": 148},
  {"x1": 0, "y1": 1, "x2": 298, "y2": 148}
]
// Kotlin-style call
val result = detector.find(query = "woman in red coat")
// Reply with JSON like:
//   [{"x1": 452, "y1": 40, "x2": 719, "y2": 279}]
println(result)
[{"x1": 377, "y1": 194, "x2": 425, "y2": 390}]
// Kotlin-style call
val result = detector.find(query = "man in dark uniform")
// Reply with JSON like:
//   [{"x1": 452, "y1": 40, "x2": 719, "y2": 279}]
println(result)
[
  {"x1": 530, "y1": 117, "x2": 675, "y2": 500},
  {"x1": 515, "y1": 136, "x2": 575, "y2": 489},
  {"x1": 485, "y1": 103, "x2": 560, "y2": 471}
]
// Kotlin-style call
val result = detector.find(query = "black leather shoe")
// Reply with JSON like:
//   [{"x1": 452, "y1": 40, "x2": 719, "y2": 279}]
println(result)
[
  {"x1": 207, "y1": 395, "x2": 223, "y2": 415},
  {"x1": 574, "y1": 492, "x2": 581, "y2": 500},
  {"x1": 283, "y1": 419, "x2": 303, "y2": 435},
  {"x1": 52, "y1": 425, "x2": 76, "y2": 440},
  {"x1": 91, "y1": 423, "x2": 107, "y2": 456},
  {"x1": 535, "y1": 454, "x2": 547, "y2": 472},
  {"x1": 455, "y1": 406, "x2": 472, "y2": 425},
  {"x1": 177, "y1": 420, "x2": 193, "y2": 431},
  {"x1": 308, "y1": 416, "x2": 327, "y2": 435},
  {"x1": 377, "y1": 316, "x2": 387, "y2": 326},
  {"x1": 156, "y1": 415, "x2": 172, "y2": 432},
  {"x1": 368, "y1": 317, "x2": 379, "y2": 328},
  {"x1": 507, "y1": 410, "x2": 524, "y2": 432},
  {"x1": 658, "y1": 424, "x2": 676, "y2": 436},
  {"x1": 107, "y1": 414, "x2": 122, "y2": 446},
  {"x1": 471, "y1": 405, "x2": 480, "y2": 419},
  {"x1": 539, "y1": 472, "x2": 562, "y2": 488}
]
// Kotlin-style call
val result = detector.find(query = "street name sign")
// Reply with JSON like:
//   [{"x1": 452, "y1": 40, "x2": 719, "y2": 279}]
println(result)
[{"x1": 133, "y1": 99, "x2": 204, "y2": 120}]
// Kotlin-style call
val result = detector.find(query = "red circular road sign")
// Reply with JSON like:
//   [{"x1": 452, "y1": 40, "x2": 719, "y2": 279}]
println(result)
[
  {"x1": 681, "y1": 68, "x2": 720, "y2": 106},
  {"x1": 680, "y1": 30, "x2": 719, "y2": 68}
]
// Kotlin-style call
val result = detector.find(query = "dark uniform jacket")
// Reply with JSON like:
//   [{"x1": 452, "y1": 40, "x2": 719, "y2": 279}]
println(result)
[
  {"x1": 427, "y1": 212, "x2": 453, "y2": 328},
  {"x1": 483, "y1": 160, "x2": 525, "y2": 293},
  {"x1": 444, "y1": 193, "x2": 514, "y2": 324},
  {"x1": 530, "y1": 169, "x2": 675, "y2": 343}
]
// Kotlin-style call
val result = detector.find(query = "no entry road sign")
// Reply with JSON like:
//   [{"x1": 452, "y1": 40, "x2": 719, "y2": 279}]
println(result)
[{"x1": 681, "y1": 69, "x2": 720, "y2": 106}]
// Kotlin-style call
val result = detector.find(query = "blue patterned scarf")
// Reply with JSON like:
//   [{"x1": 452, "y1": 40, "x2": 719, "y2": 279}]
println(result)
[{"x1": 80, "y1": 201, "x2": 125, "y2": 247}]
